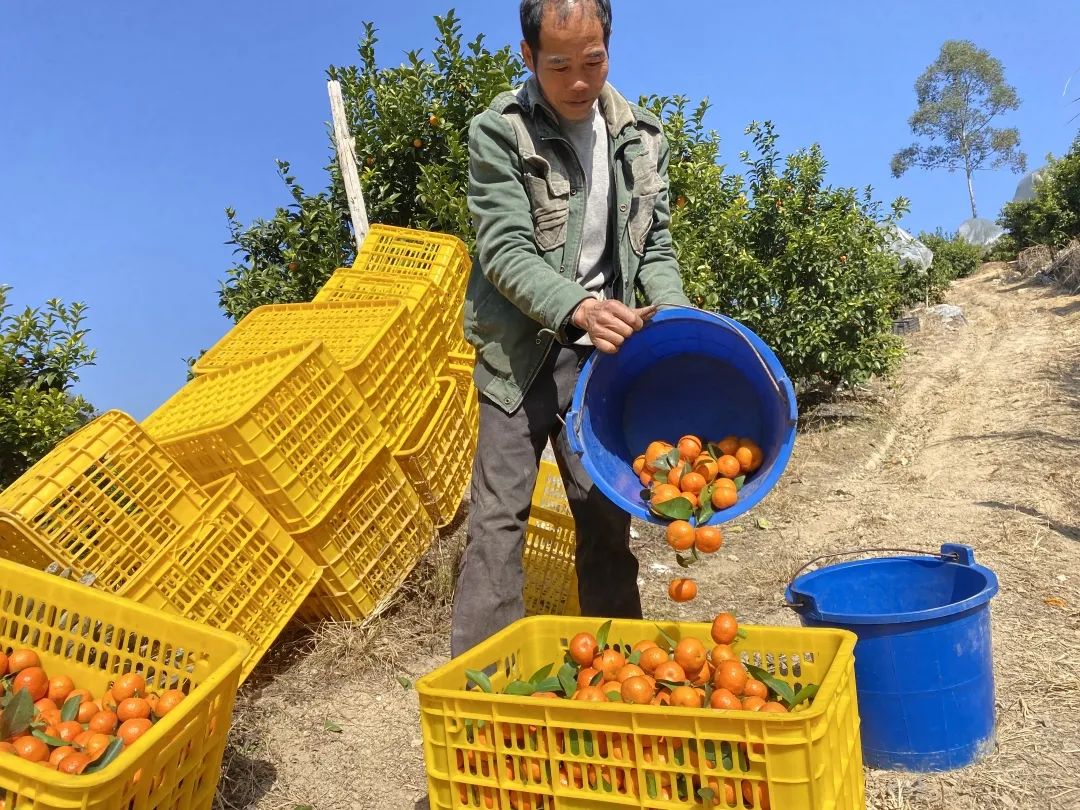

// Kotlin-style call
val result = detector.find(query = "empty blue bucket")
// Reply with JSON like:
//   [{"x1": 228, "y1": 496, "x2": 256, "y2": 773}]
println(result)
[
  {"x1": 566, "y1": 306, "x2": 797, "y2": 525},
  {"x1": 786, "y1": 544, "x2": 999, "y2": 771}
]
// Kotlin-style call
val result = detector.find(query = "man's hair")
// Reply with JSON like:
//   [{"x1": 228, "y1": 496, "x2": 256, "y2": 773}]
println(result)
[{"x1": 519, "y1": 0, "x2": 612, "y2": 54}]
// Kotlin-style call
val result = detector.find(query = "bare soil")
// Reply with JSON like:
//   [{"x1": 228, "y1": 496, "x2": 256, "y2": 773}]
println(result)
[{"x1": 216, "y1": 262, "x2": 1080, "y2": 810}]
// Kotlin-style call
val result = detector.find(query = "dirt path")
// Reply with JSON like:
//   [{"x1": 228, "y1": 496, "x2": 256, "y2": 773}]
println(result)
[{"x1": 218, "y1": 263, "x2": 1080, "y2": 810}]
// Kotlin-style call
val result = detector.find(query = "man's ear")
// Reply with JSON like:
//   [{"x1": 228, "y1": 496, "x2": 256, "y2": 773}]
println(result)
[{"x1": 521, "y1": 40, "x2": 535, "y2": 73}]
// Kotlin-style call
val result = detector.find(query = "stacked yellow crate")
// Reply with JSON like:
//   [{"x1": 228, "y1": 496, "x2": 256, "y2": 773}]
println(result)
[
  {"x1": 315, "y1": 224, "x2": 478, "y2": 526},
  {"x1": 524, "y1": 460, "x2": 580, "y2": 616},
  {"x1": 0, "y1": 410, "x2": 320, "y2": 682},
  {"x1": 142, "y1": 341, "x2": 436, "y2": 622}
]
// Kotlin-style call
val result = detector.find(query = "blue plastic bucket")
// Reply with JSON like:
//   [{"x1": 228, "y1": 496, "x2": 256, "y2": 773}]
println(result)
[
  {"x1": 566, "y1": 306, "x2": 797, "y2": 526},
  {"x1": 786, "y1": 544, "x2": 999, "y2": 771}
]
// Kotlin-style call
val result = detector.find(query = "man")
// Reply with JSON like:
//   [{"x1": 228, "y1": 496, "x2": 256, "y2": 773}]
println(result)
[{"x1": 451, "y1": 0, "x2": 690, "y2": 656}]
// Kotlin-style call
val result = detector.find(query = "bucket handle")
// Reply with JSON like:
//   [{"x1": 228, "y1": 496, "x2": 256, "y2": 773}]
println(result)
[
  {"x1": 655, "y1": 305, "x2": 796, "y2": 424},
  {"x1": 784, "y1": 544, "x2": 972, "y2": 611}
]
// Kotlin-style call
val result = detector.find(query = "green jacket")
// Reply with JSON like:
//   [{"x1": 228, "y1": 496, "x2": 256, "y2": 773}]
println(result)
[{"x1": 464, "y1": 78, "x2": 690, "y2": 413}]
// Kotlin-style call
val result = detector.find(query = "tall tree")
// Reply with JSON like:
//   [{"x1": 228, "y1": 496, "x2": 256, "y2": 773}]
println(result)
[{"x1": 891, "y1": 40, "x2": 1026, "y2": 218}]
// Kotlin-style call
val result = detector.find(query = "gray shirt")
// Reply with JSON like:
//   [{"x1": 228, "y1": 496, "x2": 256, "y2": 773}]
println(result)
[{"x1": 560, "y1": 104, "x2": 613, "y2": 296}]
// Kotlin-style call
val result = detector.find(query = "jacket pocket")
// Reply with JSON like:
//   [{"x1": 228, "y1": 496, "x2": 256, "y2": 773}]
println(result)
[
  {"x1": 523, "y1": 155, "x2": 570, "y2": 252},
  {"x1": 628, "y1": 191, "x2": 659, "y2": 257}
]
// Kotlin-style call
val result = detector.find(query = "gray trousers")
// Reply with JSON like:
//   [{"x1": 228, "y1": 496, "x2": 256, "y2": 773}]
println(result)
[{"x1": 450, "y1": 343, "x2": 639, "y2": 657}]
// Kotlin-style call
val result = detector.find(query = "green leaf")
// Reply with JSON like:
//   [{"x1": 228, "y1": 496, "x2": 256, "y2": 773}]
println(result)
[
  {"x1": 589, "y1": 670, "x2": 604, "y2": 687},
  {"x1": 654, "y1": 624, "x2": 678, "y2": 651},
  {"x1": 557, "y1": 662, "x2": 578, "y2": 697},
  {"x1": 465, "y1": 669, "x2": 495, "y2": 693},
  {"x1": 659, "y1": 448, "x2": 681, "y2": 471},
  {"x1": 396, "y1": 675, "x2": 413, "y2": 690},
  {"x1": 650, "y1": 496, "x2": 693, "y2": 521},
  {"x1": 657, "y1": 678, "x2": 688, "y2": 690},
  {"x1": 697, "y1": 487, "x2": 715, "y2": 523},
  {"x1": 745, "y1": 664, "x2": 796, "y2": 705},
  {"x1": 0, "y1": 689, "x2": 34, "y2": 740},
  {"x1": 528, "y1": 664, "x2": 554, "y2": 685},
  {"x1": 627, "y1": 649, "x2": 642, "y2": 665},
  {"x1": 324, "y1": 720, "x2": 343, "y2": 733},
  {"x1": 504, "y1": 680, "x2": 536, "y2": 697},
  {"x1": 707, "y1": 442, "x2": 722, "y2": 459},
  {"x1": 60, "y1": 693, "x2": 82, "y2": 722},
  {"x1": 532, "y1": 676, "x2": 562, "y2": 694},
  {"x1": 756, "y1": 517, "x2": 773, "y2": 530},
  {"x1": 595, "y1": 620, "x2": 612, "y2": 652},
  {"x1": 733, "y1": 475, "x2": 746, "y2": 491},
  {"x1": 790, "y1": 683, "x2": 820, "y2": 709},
  {"x1": 83, "y1": 737, "x2": 124, "y2": 774},
  {"x1": 675, "y1": 552, "x2": 697, "y2": 569},
  {"x1": 698, "y1": 787, "x2": 716, "y2": 804},
  {"x1": 32, "y1": 729, "x2": 67, "y2": 747}
]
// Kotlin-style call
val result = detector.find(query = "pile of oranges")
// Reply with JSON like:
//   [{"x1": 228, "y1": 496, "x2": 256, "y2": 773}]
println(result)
[
  {"x1": 458, "y1": 614, "x2": 812, "y2": 809},
  {"x1": 0, "y1": 648, "x2": 185, "y2": 777},
  {"x1": 634, "y1": 434, "x2": 763, "y2": 518},
  {"x1": 632, "y1": 434, "x2": 764, "y2": 604}
]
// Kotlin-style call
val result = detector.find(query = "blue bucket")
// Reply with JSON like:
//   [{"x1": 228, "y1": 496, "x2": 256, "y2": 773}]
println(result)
[
  {"x1": 566, "y1": 306, "x2": 797, "y2": 526},
  {"x1": 786, "y1": 544, "x2": 999, "y2": 771}
]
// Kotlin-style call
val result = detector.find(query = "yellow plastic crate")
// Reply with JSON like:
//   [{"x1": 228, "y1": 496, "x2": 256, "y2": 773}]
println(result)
[
  {"x1": 393, "y1": 377, "x2": 475, "y2": 529},
  {"x1": 0, "y1": 410, "x2": 209, "y2": 592},
  {"x1": 142, "y1": 341, "x2": 385, "y2": 532},
  {"x1": 119, "y1": 475, "x2": 322, "y2": 684},
  {"x1": 417, "y1": 617, "x2": 864, "y2": 810},
  {"x1": 295, "y1": 448, "x2": 436, "y2": 622},
  {"x1": 191, "y1": 300, "x2": 439, "y2": 447},
  {"x1": 0, "y1": 557, "x2": 248, "y2": 810},
  {"x1": 523, "y1": 505, "x2": 579, "y2": 617},
  {"x1": 531, "y1": 460, "x2": 571, "y2": 515},
  {"x1": 444, "y1": 352, "x2": 478, "y2": 455},
  {"x1": 353, "y1": 224, "x2": 470, "y2": 299},
  {"x1": 314, "y1": 225, "x2": 471, "y2": 364}
]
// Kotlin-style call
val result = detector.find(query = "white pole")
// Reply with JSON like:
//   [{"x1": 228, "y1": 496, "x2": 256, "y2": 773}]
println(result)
[{"x1": 327, "y1": 79, "x2": 369, "y2": 248}]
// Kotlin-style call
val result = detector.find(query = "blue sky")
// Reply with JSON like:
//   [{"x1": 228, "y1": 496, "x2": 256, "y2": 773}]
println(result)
[{"x1": 2, "y1": 1, "x2": 1077, "y2": 420}]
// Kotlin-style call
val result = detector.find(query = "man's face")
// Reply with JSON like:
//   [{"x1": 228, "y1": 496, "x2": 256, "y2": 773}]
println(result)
[{"x1": 522, "y1": 3, "x2": 609, "y2": 122}]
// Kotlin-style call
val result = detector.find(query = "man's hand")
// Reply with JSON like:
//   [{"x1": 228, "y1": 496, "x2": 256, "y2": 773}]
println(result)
[{"x1": 571, "y1": 298, "x2": 658, "y2": 354}]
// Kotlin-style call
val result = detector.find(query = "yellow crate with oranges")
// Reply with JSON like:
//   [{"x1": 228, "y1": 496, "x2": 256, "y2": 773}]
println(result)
[
  {"x1": 416, "y1": 616, "x2": 863, "y2": 810},
  {"x1": 0, "y1": 556, "x2": 247, "y2": 810}
]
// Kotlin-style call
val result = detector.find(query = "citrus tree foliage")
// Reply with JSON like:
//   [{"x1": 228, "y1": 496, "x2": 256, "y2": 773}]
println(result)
[
  {"x1": 0, "y1": 286, "x2": 96, "y2": 487},
  {"x1": 218, "y1": 11, "x2": 522, "y2": 323},
  {"x1": 999, "y1": 133, "x2": 1080, "y2": 249},
  {"x1": 658, "y1": 99, "x2": 907, "y2": 386},
  {"x1": 220, "y1": 13, "x2": 909, "y2": 388}
]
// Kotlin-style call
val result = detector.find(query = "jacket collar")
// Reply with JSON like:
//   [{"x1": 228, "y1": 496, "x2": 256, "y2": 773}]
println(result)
[{"x1": 519, "y1": 77, "x2": 637, "y2": 141}]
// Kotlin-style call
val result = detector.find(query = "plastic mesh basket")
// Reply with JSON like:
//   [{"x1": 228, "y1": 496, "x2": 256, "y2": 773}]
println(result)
[
  {"x1": 0, "y1": 557, "x2": 248, "y2": 810},
  {"x1": 0, "y1": 410, "x2": 208, "y2": 592},
  {"x1": 294, "y1": 448, "x2": 436, "y2": 622},
  {"x1": 192, "y1": 300, "x2": 439, "y2": 447},
  {"x1": 417, "y1": 617, "x2": 864, "y2": 810},
  {"x1": 142, "y1": 341, "x2": 385, "y2": 531},
  {"x1": 119, "y1": 475, "x2": 322, "y2": 683}
]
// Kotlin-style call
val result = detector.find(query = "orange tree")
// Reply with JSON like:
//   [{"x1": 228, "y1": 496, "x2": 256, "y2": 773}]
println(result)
[
  {"x1": 0, "y1": 286, "x2": 96, "y2": 487},
  {"x1": 656, "y1": 97, "x2": 907, "y2": 387},
  {"x1": 220, "y1": 13, "x2": 910, "y2": 389},
  {"x1": 218, "y1": 11, "x2": 522, "y2": 323}
]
